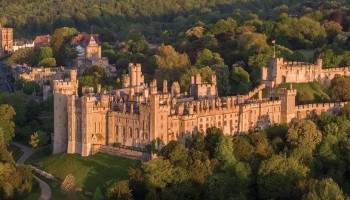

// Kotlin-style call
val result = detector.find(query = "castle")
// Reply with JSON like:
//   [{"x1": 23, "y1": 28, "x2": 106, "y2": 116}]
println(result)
[{"x1": 53, "y1": 57, "x2": 350, "y2": 156}]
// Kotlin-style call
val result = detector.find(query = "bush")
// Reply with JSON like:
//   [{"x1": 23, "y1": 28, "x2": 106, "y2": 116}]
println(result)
[
  {"x1": 112, "y1": 142, "x2": 121, "y2": 148},
  {"x1": 61, "y1": 174, "x2": 77, "y2": 199},
  {"x1": 297, "y1": 90, "x2": 314, "y2": 104},
  {"x1": 29, "y1": 131, "x2": 50, "y2": 147},
  {"x1": 23, "y1": 81, "x2": 40, "y2": 95}
]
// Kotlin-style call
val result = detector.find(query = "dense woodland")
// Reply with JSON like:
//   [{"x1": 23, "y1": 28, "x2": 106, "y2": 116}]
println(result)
[{"x1": 4, "y1": 0, "x2": 350, "y2": 199}]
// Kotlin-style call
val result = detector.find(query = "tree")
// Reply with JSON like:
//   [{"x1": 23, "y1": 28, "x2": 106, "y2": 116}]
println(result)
[
  {"x1": 50, "y1": 27, "x2": 77, "y2": 65},
  {"x1": 286, "y1": 119, "x2": 322, "y2": 153},
  {"x1": 204, "y1": 127, "x2": 224, "y2": 158},
  {"x1": 153, "y1": 45, "x2": 190, "y2": 85},
  {"x1": 258, "y1": 154, "x2": 309, "y2": 200},
  {"x1": 160, "y1": 141, "x2": 189, "y2": 168},
  {"x1": 323, "y1": 21, "x2": 342, "y2": 42},
  {"x1": 61, "y1": 174, "x2": 76, "y2": 199},
  {"x1": 304, "y1": 178, "x2": 345, "y2": 200},
  {"x1": 211, "y1": 64, "x2": 230, "y2": 96},
  {"x1": 297, "y1": 90, "x2": 314, "y2": 104},
  {"x1": 83, "y1": 65, "x2": 106, "y2": 77},
  {"x1": 39, "y1": 57, "x2": 56, "y2": 67},
  {"x1": 133, "y1": 39, "x2": 149, "y2": 54},
  {"x1": 107, "y1": 180, "x2": 133, "y2": 200},
  {"x1": 0, "y1": 104, "x2": 16, "y2": 146},
  {"x1": 29, "y1": 131, "x2": 49, "y2": 147},
  {"x1": 238, "y1": 32, "x2": 268, "y2": 59},
  {"x1": 321, "y1": 49, "x2": 343, "y2": 68},
  {"x1": 5, "y1": 48, "x2": 36, "y2": 67},
  {"x1": 247, "y1": 53, "x2": 271, "y2": 85},
  {"x1": 230, "y1": 65, "x2": 251, "y2": 94},
  {"x1": 339, "y1": 103, "x2": 350, "y2": 119},
  {"x1": 186, "y1": 26, "x2": 204, "y2": 40},
  {"x1": 196, "y1": 48, "x2": 224, "y2": 67},
  {"x1": 142, "y1": 157, "x2": 175, "y2": 189},
  {"x1": 23, "y1": 81, "x2": 40, "y2": 95},
  {"x1": 214, "y1": 135, "x2": 235, "y2": 168},
  {"x1": 330, "y1": 75, "x2": 350, "y2": 101},
  {"x1": 93, "y1": 186, "x2": 103, "y2": 200},
  {"x1": 209, "y1": 17, "x2": 236, "y2": 35},
  {"x1": 37, "y1": 47, "x2": 53, "y2": 62},
  {"x1": 179, "y1": 66, "x2": 215, "y2": 91}
]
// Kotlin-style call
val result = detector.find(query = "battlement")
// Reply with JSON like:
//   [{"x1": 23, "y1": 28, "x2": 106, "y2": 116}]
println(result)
[
  {"x1": 279, "y1": 58, "x2": 322, "y2": 68},
  {"x1": 296, "y1": 102, "x2": 338, "y2": 110},
  {"x1": 322, "y1": 67, "x2": 350, "y2": 72}
]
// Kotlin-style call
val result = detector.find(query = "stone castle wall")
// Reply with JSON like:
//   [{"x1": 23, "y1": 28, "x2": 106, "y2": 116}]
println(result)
[
  {"x1": 54, "y1": 62, "x2": 350, "y2": 156},
  {"x1": 261, "y1": 57, "x2": 350, "y2": 87}
]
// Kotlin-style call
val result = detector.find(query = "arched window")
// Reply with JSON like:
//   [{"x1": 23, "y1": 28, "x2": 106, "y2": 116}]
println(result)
[
  {"x1": 135, "y1": 129, "x2": 139, "y2": 139},
  {"x1": 115, "y1": 126, "x2": 119, "y2": 137},
  {"x1": 122, "y1": 127, "x2": 126, "y2": 138},
  {"x1": 128, "y1": 127, "x2": 132, "y2": 138},
  {"x1": 143, "y1": 132, "x2": 148, "y2": 140}
]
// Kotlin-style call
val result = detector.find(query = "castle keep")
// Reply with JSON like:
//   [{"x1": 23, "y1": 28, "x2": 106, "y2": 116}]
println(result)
[{"x1": 54, "y1": 58, "x2": 348, "y2": 156}]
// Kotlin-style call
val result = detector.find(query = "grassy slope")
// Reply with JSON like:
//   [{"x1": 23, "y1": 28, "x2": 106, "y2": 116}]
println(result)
[
  {"x1": 277, "y1": 82, "x2": 330, "y2": 102},
  {"x1": 261, "y1": 81, "x2": 330, "y2": 103},
  {"x1": 33, "y1": 153, "x2": 141, "y2": 191}
]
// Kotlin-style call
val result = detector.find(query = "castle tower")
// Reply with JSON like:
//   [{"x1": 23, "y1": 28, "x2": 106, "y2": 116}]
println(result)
[
  {"x1": 53, "y1": 70, "x2": 79, "y2": 154},
  {"x1": 262, "y1": 57, "x2": 284, "y2": 87},
  {"x1": 0, "y1": 24, "x2": 13, "y2": 53},
  {"x1": 279, "y1": 84, "x2": 296, "y2": 124},
  {"x1": 85, "y1": 35, "x2": 101, "y2": 59},
  {"x1": 81, "y1": 95, "x2": 94, "y2": 156},
  {"x1": 67, "y1": 95, "x2": 77, "y2": 154}
]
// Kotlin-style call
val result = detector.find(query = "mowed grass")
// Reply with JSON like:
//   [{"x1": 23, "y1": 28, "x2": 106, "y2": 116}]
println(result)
[
  {"x1": 26, "y1": 146, "x2": 51, "y2": 164},
  {"x1": 8, "y1": 144, "x2": 24, "y2": 162},
  {"x1": 261, "y1": 81, "x2": 330, "y2": 103},
  {"x1": 277, "y1": 82, "x2": 330, "y2": 102},
  {"x1": 33, "y1": 153, "x2": 141, "y2": 191}
]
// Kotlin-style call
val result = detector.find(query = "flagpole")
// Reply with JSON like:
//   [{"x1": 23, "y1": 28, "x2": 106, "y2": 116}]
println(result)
[{"x1": 273, "y1": 40, "x2": 276, "y2": 58}]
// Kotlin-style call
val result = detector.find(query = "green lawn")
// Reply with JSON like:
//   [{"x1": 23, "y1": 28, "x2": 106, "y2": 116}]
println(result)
[
  {"x1": 8, "y1": 144, "x2": 24, "y2": 162},
  {"x1": 278, "y1": 82, "x2": 330, "y2": 102},
  {"x1": 262, "y1": 81, "x2": 330, "y2": 104},
  {"x1": 32, "y1": 153, "x2": 141, "y2": 191},
  {"x1": 26, "y1": 146, "x2": 51, "y2": 164}
]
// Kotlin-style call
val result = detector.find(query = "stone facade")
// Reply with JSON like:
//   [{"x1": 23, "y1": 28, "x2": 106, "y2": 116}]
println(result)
[
  {"x1": 0, "y1": 24, "x2": 13, "y2": 53},
  {"x1": 54, "y1": 59, "x2": 348, "y2": 156},
  {"x1": 261, "y1": 57, "x2": 350, "y2": 87}
]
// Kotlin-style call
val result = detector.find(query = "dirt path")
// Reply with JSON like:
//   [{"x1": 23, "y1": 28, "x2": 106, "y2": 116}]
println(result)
[{"x1": 11, "y1": 142, "x2": 52, "y2": 200}]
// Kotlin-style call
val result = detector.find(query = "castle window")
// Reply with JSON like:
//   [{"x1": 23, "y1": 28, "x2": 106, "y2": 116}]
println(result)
[
  {"x1": 128, "y1": 127, "x2": 132, "y2": 138},
  {"x1": 161, "y1": 115, "x2": 163, "y2": 120},
  {"x1": 135, "y1": 129, "x2": 139, "y2": 139},
  {"x1": 115, "y1": 126, "x2": 119, "y2": 137},
  {"x1": 122, "y1": 127, "x2": 126, "y2": 138}
]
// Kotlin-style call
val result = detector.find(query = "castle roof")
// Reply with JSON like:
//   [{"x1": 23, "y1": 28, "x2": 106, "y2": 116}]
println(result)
[{"x1": 71, "y1": 33, "x2": 100, "y2": 46}]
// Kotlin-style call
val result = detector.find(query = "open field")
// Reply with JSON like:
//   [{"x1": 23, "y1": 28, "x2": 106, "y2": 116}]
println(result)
[{"x1": 32, "y1": 152, "x2": 141, "y2": 191}]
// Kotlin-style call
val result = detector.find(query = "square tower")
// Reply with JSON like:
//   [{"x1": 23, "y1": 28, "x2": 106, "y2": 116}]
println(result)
[{"x1": 0, "y1": 24, "x2": 13, "y2": 53}]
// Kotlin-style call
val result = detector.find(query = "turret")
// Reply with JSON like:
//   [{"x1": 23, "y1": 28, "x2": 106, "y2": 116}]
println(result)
[
  {"x1": 163, "y1": 80, "x2": 168, "y2": 93},
  {"x1": 279, "y1": 84, "x2": 296, "y2": 123}
]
